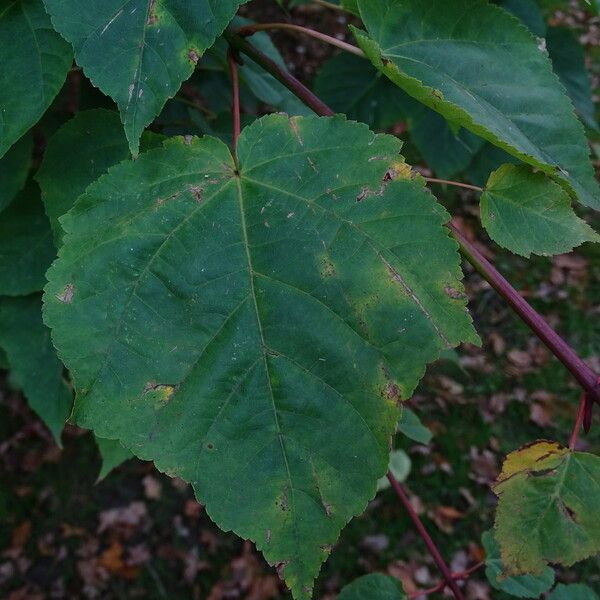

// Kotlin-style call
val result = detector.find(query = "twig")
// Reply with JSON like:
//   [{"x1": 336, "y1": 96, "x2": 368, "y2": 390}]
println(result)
[
  {"x1": 408, "y1": 562, "x2": 484, "y2": 598},
  {"x1": 224, "y1": 31, "x2": 335, "y2": 117},
  {"x1": 313, "y1": 0, "x2": 345, "y2": 10},
  {"x1": 569, "y1": 392, "x2": 587, "y2": 450},
  {"x1": 236, "y1": 22, "x2": 365, "y2": 57},
  {"x1": 387, "y1": 472, "x2": 465, "y2": 600},
  {"x1": 450, "y1": 222, "x2": 600, "y2": 405}
]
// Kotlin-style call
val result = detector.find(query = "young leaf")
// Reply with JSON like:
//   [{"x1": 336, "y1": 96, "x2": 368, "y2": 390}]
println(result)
[
  {"x1": 397, "y1": 407, "x2": 432, "y2": 445},
  {"x1": 338, "y1": 573, "x2": 407, "y2": 600},
  {"x1": 0, "y1": 295, "x2": 72, "y2": 444},
  {"x1": 44, "y1": 114, "x2": 477, "y2": 599},
  {"x1": 480, "y1": 165, "x2": 599, "y2": 257},
  {"x1": 494, "y1": 440, "x2": 600, "y2": 576},
  {"x1": 353, "y1": 0, "x2": 600, "y2": 209},
  {"x1": 96, "y1": 436, "x2": 134, "y2": 481},
  {"x1": 0, "y1": 183, "x2": 55, "y2": 296},
  {"x1": 548, "y1": 583, "x2": 600, "y2": 600},
  {"x1": 0, "y1": 134, "x2": 32, "y2": 213},
  {"x1": 43, "y1": 0, "x2": 247, "y2": 155},
  {"x1": 36, "y1": 109, "x2": 163, "y2": 246},
  {"x1": 482, "y1": 530, "x2": 554, "y2": 598},
  {"x1": 376, "y1": 449, "x2": 411, "y2": 491},
  {"x1": 0, "y1": 0, "x2": 72, "y2": 158}
]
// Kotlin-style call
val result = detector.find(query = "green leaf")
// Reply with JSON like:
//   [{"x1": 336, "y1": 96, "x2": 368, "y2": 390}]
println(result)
[
  {"x1": 482, "y1": 530, "x2": 554, "y2": 598},
  {"x1": 0, "y1": 295, "x2": 72, "y2": 444},
  {"x1": 0, "y1": 183, "x2": 55, "y2": 296},
  {"x1": 548, "y1": 584, "x2": 600, "y2": 600},
  {"x1": 494, "y1": 440, "x2": 600, "y2": 576},
  {"x1": 546, "y1": 26, "x2": 599, "y2": 132},
  {"x1": 480, "y1": 165, "x2": 599, "y2": 257},
  {"x1": 353, "y1": 0, "x2": 600, "y2": 209},
  {"x1": 44, "y1": 114, "x2": 477, "y2": 599},
  {"x1": 397, "y1": 407, "x2": 432, "y2": 445},
  {"x1": 0, "y1": 134, "x2": 32, "y2": 213},
  {"x1": 377, "y1": 449, "x2": 411, "y2": 491},
  {"x1": 43, "y1": 0, "x2": 247, "y2": 155},
  {"x1": 338, "y1": 574, "x2": 407, "y2": 600},
  {"x1": 96, "y1": 436, "x2": 134, "y2": 481},
  {"x1": 0, "y1": 0, "x2": 72, "y2": 158},
  {"x1": 36, "y1": 109, "x2": 163, "y2": 246}
]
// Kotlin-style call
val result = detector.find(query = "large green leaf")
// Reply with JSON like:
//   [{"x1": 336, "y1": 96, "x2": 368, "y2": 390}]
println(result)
[
  {"x1": 0, "y1": 133, "x2": 32, "y2": 213},
  {"x1": 494, "y1": 441, "x2": 600, "y2": 576},
  {"x1": 0, "y1": 295, "x2": 72, "y2": 444},
  {"x1": 0, "y1": 0, "x2": 72, "y2": 158},
  {"x1": 0, "y1": 183, "x2": 55, "y2": 296},
  {"x1": 44, "y1": 114, "x2": 477, "y2": 598},
  {"x1": 338, "y1": 574, "x2": 407, "y2": 600},
  {"x1": 36, "y1": 109, "x2": 163, "y2": 246},
  {"x1": 354, "y1": 0, "x2": 600, "y2": 209},
  {"x1": 43, "y1": 0, "x2": 247, "y2": 155},
  {"x1": 482, "y1": 530, "x2": 554, "y2": 598},
  {"x1": 480, "y1": 165, "x2": 599, "y2": 257}
]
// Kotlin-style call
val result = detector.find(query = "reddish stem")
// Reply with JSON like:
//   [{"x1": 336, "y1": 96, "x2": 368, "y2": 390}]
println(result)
[
  {"x1": 450, "y1": 222, "x2": 600, "y2": 405},
  {"x1": 387, "y1": 472, "x2": 466, "y2": 600},
  {"x1": 227, "y1": 49, "x2": 241, "y2": 152}
]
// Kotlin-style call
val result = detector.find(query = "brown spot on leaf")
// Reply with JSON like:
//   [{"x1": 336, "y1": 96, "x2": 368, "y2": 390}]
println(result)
[
  {"x1": 289, "y1": 117, "x2": 304, "y2": 146},
  {"x1": 147, "y1": 0, "x2": 158, "y2": 25},
  {"x1": 275, "y1": 561, "x2": 289, "y2": 580},
  {"x1": 188, "y1": 49, "x2": 200, "y2": 65},
  {"x1": 558, "y1": 498, "x2": 578, "y2": 522},
  {"x1": 444, "y1": 286, "x2": 464, "y2": 300},
  {"x1": 57, "y1": 283, "x2": 75, "y2": 304},
  {"x1": 142, "y1": 382, "x2": 178, "y2": 407},
  {"x1": 189, "y1": 185, "x2": 203, "y2": 202}
]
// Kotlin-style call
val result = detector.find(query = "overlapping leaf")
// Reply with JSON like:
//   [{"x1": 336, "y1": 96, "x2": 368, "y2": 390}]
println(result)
[
  {"x1": 494, "y1": 441, "x2": 600, "y2": 576},
  {"x1": 96, "y1": 436, "x2": 134, "y2": 481},
  {"x1": 44, "y1": 115, "x2": 477, "y2": 598},
  {"x1": 36, "y1": 109, "x2": 163, "y2": 245},
  {"x1": 43, "y1": 0, "x2": 248, "y2": 154},
  {"x1": 480, "y1": 165, "x2": 599, "y2": 257},
  {"x1": 0, "y1": 295, "x2": 72, "y2": 443},
  {"x1": 0, "y1": 0, "x2": 72, "y2": 158},
  {"x1": 354, "y1": 0, "x2": 600, "y2": 209},
  {"x1": 0, "y1": 183, "x2": 55, "y2": 296}
]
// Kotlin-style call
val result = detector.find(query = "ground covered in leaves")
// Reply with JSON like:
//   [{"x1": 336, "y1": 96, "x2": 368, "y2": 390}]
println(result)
[{"x1": 2, "y1": 0, "x2": 600, "y2": 598}]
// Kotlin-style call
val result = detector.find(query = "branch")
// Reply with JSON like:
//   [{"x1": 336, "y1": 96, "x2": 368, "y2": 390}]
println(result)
[
  {"x1": 387, "y1": 472, "x2": 466, "y2": 600},
  {"x1": 227, "y1": 49, "x2": 241, "y2": 152},
  {"x1": 450, "y1": 222, "x2": 600, "y2": 405},
  {"x1": 224, "y1": 31, "x2": 335, "y2": 117},
  {"x1": 236, "y1": 23, "x2": 366, "y2": 57},
  {"x1": 408, "y1": 562, "x2": 484, "y2": 599}
]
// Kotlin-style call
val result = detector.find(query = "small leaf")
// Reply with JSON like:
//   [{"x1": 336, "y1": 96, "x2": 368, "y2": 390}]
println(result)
[
  {"x1": 377, "y1": 449, "x2": 411, "y2": 491},
  {"x1": 0, "y1": 134, "x2": 32, "y2": 213},
  {"x1": 338, "y1": 574, "x2": 407, "y2": 600},
  {"x1": 397, "y1": 407, "x2": 432, "y2": 445},
  {"x1": 494, "y1": 440, "x2": 600, "y2": 576},
  {"x1": 96, "y1": 436, "x2": 134, "y2": 481},
  {"x1": 548, "y1": 583, "x2": 600, "y2": 600},
  {"x1": 43, "y1": 0, "x2": 248, "y2": 154},
  {"x1": 36, "y1": 109, "x2": 163, "y2": 246},
  {"x1": 45, "y1": 115, "x2": 477, "y2": 598},
  {"x1": 0, "y1": 295, "x2": 72, "y2": 444},
  {"x1": 0, "y1": 183, "x2": 55, "y2": 296},
  {"x1": 354, "y1": 0, "x2": 600, "y2": 209},
  {"x1": 0, "y1": 0, "x2": 72, "y2": 158},
  {"x1": 482, "y1": 530, "x2": 554, "y2": 598},
  {"x1": 481, "y1": 165, "x2": 599, "y2": 257}
]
